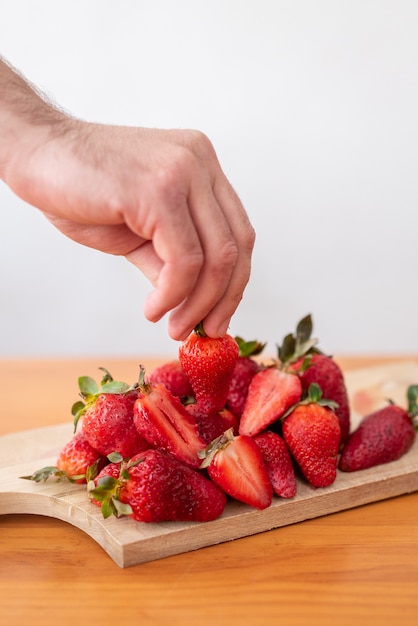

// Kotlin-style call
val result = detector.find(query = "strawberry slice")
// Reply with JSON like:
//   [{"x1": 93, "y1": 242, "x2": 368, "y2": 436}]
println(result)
[
  {"x1": 199, "y1": 428, "x2": 273, "y2": 509},
  {"x1": 133, "y1": 368, "x2": 206, "y2": 469},
  {"x1": 239, "y1": 366, "x2": 302, "y2": 437}
]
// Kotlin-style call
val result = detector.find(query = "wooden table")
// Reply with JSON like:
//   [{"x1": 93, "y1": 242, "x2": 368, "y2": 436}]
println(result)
[{"x1": 1, "y1": 356, "x2": 418, "y2": 626}]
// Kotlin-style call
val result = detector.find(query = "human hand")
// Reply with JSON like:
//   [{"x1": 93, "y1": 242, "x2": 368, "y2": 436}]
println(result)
[{"x1": 3, "y1": 119, "x2": 255, "y2": 340}]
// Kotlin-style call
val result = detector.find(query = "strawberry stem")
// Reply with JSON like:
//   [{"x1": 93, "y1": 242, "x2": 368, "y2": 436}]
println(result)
[
  {"x1": 198, "y1": 427, "x2": 234, "y2": 468},
  {"x1": 194, "y1": 321, "x2": 207, "y2": 337}
]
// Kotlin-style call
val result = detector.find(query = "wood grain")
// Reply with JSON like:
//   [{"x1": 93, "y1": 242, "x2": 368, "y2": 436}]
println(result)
[{"x1": 2, "y1": 360, "x2": 418, "y2": 568}]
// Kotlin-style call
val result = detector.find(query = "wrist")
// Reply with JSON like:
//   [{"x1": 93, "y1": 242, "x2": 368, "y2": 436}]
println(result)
[{"x1": 0, "y1": 58, "x2": 72, "y2": 184}]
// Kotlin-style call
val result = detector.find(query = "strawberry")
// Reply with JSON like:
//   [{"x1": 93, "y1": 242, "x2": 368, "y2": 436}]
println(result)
[
  {"x1": 72, "y1": 368, "x2": 148, "y2": 459},
  {"x1": 185, "y1": 402, "x2": 239, "y2": 444},
  {"x1": 147, "y1": 360, "x2": 193, "y2": 398},
  {"x1": 278, "y1": 314, "x2": 351, "y2": 445},
  {"x1": 238, "y1": 366, "x2": 302, "y2": 437},
  {"x1": 254, "y1": 430, "x2": 297, "y2": 498},
  {"x1": 178, "y1": 322, "x2": 239, "y2": 414},
  {"x1": 21, "y1": 432, "x2": 106, "y2": 485},
  {"x1": 89, "y1": 449, "x2": 227, "y2": 523},
  {"x1": 292, "y1": 353, "x2": 350, "y2": 446},
  {"x1": 338, "y1": 385, "x2": 418, "y2": 472},
  {"x1": 282, "y1": 384, "x2": 341, "y2": 488},
  {"x1": 198, "y1": 428, "x2": 273, "y2": 509},
  {"x1": 225, "y1": 337, "x2": 265, "y2": 417},
  {"x1": 56, "y1": 432, "x2": 107, "y2": 483},
  {"x1": 72, "y1": 368, "x2": 148, "y2": 458},
  {"x1": 133, "y1": 367, "x2": 206, "y2": 469}
]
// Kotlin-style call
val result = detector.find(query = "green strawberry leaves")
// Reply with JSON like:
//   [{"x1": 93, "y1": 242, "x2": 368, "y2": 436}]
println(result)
[
  {"x1": 71, "y1": 367, "x2": 134, "y2": 432},
  {"x1": 20, "y1": 458, "x2": 101, "y2": 484},
  {"x1": 277, "y1": 314, "x2": 320, "y2": 366},
  {"x1": 234, "y1": 336, "x2": 266, "y2": 358},
  {"x1": 281, "y1": 382, "x2": 339, "y2": 420},
  {"x1": 87, "y1": 453, "x2": 145, "y2": 519},
  {"x1": 407, "y1": 385, "x2": 418, "y2": 426}
]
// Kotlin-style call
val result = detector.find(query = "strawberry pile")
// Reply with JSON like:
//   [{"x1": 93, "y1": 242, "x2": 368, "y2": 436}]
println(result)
[{"x1": 22, "y1": 315, "x2": 418, "y2": 524}]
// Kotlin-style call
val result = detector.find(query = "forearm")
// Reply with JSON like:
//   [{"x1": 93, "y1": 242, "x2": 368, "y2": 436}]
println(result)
[{"x1": 0, "y1": 57, "x2": 70, "y2": 182}]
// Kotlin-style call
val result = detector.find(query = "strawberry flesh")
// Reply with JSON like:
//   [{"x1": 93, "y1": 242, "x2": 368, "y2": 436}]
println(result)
[
  {"x1": 239, "y1": 367, "x2": 302, "y2": 437},
  {"x1": 204, "y1": 432, "x2": 273, "y2": 509},
  {"x1": 134, "y1": 383, "x2": 206, "y2": 469}
]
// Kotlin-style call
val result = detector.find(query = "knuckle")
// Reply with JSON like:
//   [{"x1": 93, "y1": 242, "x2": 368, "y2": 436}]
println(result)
[
  {"x1": 183, "y1": 129, "x2": 217, "y2": 163},
  {"x1": 180, "y1": 247, "x2": 205, "y2": 275},
  {"x1": 214, "y1": 239, "x2": 239, "y2": 273},
  {"x1": 242, "y1": 222, "x2": 256, "y2": 252}
]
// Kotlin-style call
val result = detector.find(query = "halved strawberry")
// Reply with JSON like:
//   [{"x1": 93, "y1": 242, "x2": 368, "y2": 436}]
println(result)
[
  {"x1": 133, "y1": 367, "x2": 206, "y2": 469},
  {"x1": 198, "y1": 428, "x2": 273, "y2": 509},
  {"x1": 239, "y1": 366, "x2": 302, "y2": 437}
]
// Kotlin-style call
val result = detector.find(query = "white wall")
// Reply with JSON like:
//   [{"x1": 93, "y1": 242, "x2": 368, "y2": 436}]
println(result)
[{"x1": 1, "y1": 0, "x2": 418, "y2": 358}]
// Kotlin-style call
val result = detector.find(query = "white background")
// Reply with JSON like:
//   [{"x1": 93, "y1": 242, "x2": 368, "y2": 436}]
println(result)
[{"x1": 1, "y1": 0, "x2": 417, "y2": 359}]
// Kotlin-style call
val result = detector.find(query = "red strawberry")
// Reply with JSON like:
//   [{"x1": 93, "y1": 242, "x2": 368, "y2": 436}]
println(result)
[
  {"x1": 89, "y1": 449, "x2": 226, "y2": 523},
  {"x1": 72, "y1": 368, "x2": 149, "y2": 459},
  {"x1": 292, "y1": 353, "x2": 350, "y2": 445},
  {"x1": 147, "y1": 360, "x2": 194, "y2": 398},
  {"x1": 278, "y1": 314, "x2": 351, "y2": 444},
  {"x1": 178, "y1": 322, "x2": 239, "y2": 414},
  {"x1": 226, "y1": 337, "x2": 265, "y2": 417},
  {"x1": 185, "y1": 402, "x2": 239, "y2": 444},
  {"x1": 133, "y1": 368, "x2": 206, "y2": 469},
  {"x1": 21, "y1": 432, "x2": 107, "y2": 485},
  {"x1": 254, "y1": 430, "x2": 297, "y2": 498},
  {"x1": 282, "y1": 384, "x2": 341, "y2": 488},
  {"x1": 238, "y1": 366, "x2": 302, "y2": 437},
  {"x1": 199, "y1": 428, "x2": 273, "y2": 509},
  {"x1": 56, "y1": 432, "x2": 107, "y2": 483},
  {"x1": 339, "y1": 385, "x2": 418, "y2": 472}
]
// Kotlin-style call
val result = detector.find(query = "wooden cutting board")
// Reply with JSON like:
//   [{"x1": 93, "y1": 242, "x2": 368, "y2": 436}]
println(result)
[{"x1": 1, "y1": 360, "x2": 418, "y2": 568}]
